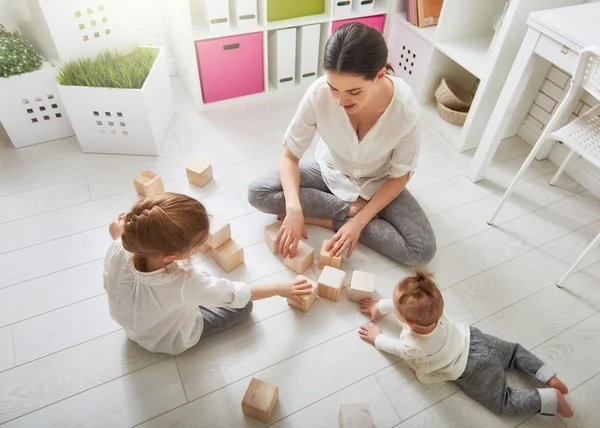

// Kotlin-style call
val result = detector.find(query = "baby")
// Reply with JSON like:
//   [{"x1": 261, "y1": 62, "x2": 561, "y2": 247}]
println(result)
[{"x1": 358, "y1": 268, "x2": 573, "y2": 418}]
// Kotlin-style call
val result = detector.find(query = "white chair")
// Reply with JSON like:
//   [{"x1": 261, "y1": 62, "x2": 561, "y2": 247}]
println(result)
[{"x1": 488, "y1": 47, "x2": 600, "y2": 288}]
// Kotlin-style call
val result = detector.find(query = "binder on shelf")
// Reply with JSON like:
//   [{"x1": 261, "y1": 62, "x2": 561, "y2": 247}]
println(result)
[
  {"x1": 268, "y1": 28, "x2": 297, "y2": 89},
  {"x1": 204, "y1": 0, "x2": 230, "y2": 32},
  {"x1": 333, "y1": 0, "x2": 352, "y2": 16},
  {"x1": 353, "y1": 0, "x2": 375, "y2": 14},
  {"x1": 230, "y1": 0, "x2": 258, "y2": 28},
  {"x1": 417, "y1": 0, "x2": 443, "y2": 28},
  {"x1": 296, "y1": 24, "x2": 321, "y2": 85}
]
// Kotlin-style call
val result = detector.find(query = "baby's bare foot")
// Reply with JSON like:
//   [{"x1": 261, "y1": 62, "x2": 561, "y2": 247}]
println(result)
[
  {"x1": 348, "y1": 197, "x2": 368, "y2": 217},
  {"x1": 555, "y1": 389, "x2": 574, "y2": 418},
  {"x1": 548, "y1": 377, "x2": 568, "y2": 394}
]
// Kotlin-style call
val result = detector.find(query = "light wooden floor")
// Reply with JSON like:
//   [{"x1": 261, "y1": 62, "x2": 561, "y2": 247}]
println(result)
[{"x1": 1, "y1": 82, "x2": 600, "y2": 428}]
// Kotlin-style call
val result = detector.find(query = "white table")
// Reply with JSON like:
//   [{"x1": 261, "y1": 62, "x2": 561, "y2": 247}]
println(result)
[{"x1": 467, "y1": 2, "x2": 600, "y2": 182}]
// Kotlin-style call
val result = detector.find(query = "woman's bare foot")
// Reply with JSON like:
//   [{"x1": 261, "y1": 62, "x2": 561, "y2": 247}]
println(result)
[
  {"x1": 548, "y1": 376, "x2": 569, "y2": 394},
  {"x1": 348, "y1": 197, "x2": 368, "y2": 217},
  {"x1": 555, "y1": 389, "x2": 574, "y2": 418},
  {"x1": 277, "y1": 216, "x2": 333, "y2": 230}
]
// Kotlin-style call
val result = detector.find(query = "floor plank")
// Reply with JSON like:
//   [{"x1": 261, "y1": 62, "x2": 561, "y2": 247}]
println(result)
[
  {"x1": 13, "y1": 295, "x2": 119, "y2": 365},
  {"x1": 562, "y1": 373, "x2": 600, "y2": 428},
  {"x1": 0, "y1": 136, "x2": 82, "y2": 173},
  {"x1": 0, "y1": 325, "x2": 14, "y2": 372},
  {"x1": 0, "y1": 330, "x2": 166, "y2": 424},
  {"x1": 0, "y1": 260, "x2": 104, "y2": 327},
  {"x1": 2, "y1": 358, "x2": 185, "y2": 428}
]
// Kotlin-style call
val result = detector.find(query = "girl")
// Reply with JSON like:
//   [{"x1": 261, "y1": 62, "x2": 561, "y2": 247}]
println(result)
[
  {"x1": 248, "y1": 23, "x2": 436, "y2": 265},
  {"x1": 104, "y1": 192, "x2": 311, "y2": 355},
  {"x1": 358, "y1": 269, "x2": 573, "y2": 418}
]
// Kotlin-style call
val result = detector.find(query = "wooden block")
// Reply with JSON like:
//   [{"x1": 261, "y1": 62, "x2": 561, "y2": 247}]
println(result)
[
  {"x1": 186, "y1": 159, "x2": 213, "y2": 187},
  {"x1": 241, "y1": 378, "x2": 279, "y2": 423},
  {"x1": 264, "y1": 221, "x2": 282, "y2": 254},
  {"x1": 318, "y1": 266, "x2": 346, "y2": 302},
  {"x1": 338, "y1": 403, "x2": 372, "y2": 428},
  {"x1": 198, "y1": 242, "x2": 211, "y2": 253},
  {"x1": 318, "y1": 239, "x2": 341, "y2": 269},
  {"x1": 207, "y1": 215, "x2": 231, "y2": 249},
  {"x1": 348, "y1": 271, "x2": 376, "y2": 303},
  {"x1": 283, "y1": 240, "x2": 314, "y2": 274},
  {"x1": 133, "y1": 171, "x2": 164, "y2": 197},
  {"x1": 287, "y1": 275, "x2": 318, "y2": 312},
  {"x1": 212, "y1": 239, "x2": 244, "y2": 273}
]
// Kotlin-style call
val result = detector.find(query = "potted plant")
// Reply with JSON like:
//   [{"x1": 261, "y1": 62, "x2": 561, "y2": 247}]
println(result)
[
  {"x1": 0, "y1": 24, "x2": 74, "y2": 148},
  {"x1": 57, "y1": 46, "x2": 174, "y2": 155}
]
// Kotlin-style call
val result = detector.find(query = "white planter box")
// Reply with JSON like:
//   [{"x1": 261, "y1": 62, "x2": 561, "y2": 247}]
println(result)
[
  {"x1": 0, "y1": 65, "x2": 74, "y2": 148},
  {"x1": 57, "y1": 47, "x2": 174, "y2": 155}
]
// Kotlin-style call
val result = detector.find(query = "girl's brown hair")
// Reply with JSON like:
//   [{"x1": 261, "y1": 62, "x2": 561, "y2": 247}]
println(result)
[
  {"x1": 393, "y1": 268, "x2": 443, "y2": 327},
  {"x1": 121, "y1": 192, "x2": 209, "y2": 271}
]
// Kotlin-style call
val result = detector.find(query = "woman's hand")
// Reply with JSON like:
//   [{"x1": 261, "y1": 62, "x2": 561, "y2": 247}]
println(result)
[
  {"x1": 109, "y1": 212, "x2": 126, "y2": 240},
  {"x1": 358, "y1": 323, "x2": 382, "y2": 345},
  {"x1": 327, "y1": 219, "x2": 364, "y2": 259},
  {"x1": 277, "y1": 207, "x2": 307, "y2": 258},
  {"x1": 278, "y1": 277, "x2": 313, "y2": 304}
]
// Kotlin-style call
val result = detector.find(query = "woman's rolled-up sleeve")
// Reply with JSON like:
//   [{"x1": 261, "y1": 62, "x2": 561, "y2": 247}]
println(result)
[
  {"x1": 283, "y1": 85, "x2": 318, "y2": 159},
  {"x1": 389, "y1": 122, "x2": 420, "y2": 179}
]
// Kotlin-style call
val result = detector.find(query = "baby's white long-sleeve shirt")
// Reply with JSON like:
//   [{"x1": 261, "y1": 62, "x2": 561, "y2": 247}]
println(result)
[
  {"x1": 103, "y1": 240, "x2": 251, "y2": 355},
  {"x1": 374, "y1": 299, "x2": 471, "y2": 383}
]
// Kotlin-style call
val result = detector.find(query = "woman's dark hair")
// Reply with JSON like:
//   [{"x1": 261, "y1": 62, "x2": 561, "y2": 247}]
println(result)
[{"x1": 323, "y1": 23, "x2": 393, "y2": 80}]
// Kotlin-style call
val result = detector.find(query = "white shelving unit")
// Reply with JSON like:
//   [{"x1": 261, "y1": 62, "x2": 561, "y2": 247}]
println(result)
[
  {"x1": 166, "y1": 0, "x2": 399, "y2": 111},
  {"x1": 388, "y1": 0, "x2": 586, "y2": 152}
]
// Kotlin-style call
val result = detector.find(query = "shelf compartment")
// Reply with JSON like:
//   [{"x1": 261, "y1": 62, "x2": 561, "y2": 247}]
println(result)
[
  {"x1": 393, "y1": 12, "x2": 437, "y2": 45},
  {"x1": 267, "y1": 0, "x2": 325, "y2": 22},
  {"x1": 436, "y1": 32, "x2": 494, "y2": 79}
]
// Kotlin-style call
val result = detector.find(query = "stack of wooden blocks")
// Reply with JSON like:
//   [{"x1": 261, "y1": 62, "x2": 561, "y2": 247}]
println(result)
[{"x1": 205, "y1": 214, "x2": 244, "y2": 273}]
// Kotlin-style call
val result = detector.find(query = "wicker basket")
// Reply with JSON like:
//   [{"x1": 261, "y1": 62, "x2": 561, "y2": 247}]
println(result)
[
  {"x1": 437, "y1": 102, "x2": 469, "y2": 126},
  {"x1": 434, "y1": 78, "x2": 473, "y2": 110}
]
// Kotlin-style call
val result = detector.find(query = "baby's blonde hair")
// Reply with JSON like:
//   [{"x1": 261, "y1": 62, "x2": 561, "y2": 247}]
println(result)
[
  {"x1": 393, "y1": 268, "x2": 443, "y2": 327},
  {"x1": 121, "y1": 192, "x2": 209, "y2": 271}
]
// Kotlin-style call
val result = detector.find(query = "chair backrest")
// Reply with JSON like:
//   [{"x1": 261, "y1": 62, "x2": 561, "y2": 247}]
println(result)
[{"x1": 573, "y1": 47, "x2": 600, "y2": 102}]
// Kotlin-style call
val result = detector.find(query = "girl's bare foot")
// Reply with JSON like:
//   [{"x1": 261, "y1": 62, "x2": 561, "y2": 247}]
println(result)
[
  {"x1": 548, "y1": 376, "x2": 568, "y2": 394},
  {"x1": 277, "y1": 216, "x2": 333, "y2": 230},
  {"x1": 348, "y1": 197, "x2": 368, "y2": 217},
  {"x1": 555, "y1": 389, "x2": 574, "y2": 418}
]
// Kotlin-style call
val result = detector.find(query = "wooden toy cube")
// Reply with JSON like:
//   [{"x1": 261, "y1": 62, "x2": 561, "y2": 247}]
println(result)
[
  {"x1": 318, "y1": 239, "x2": 342, "y2": 269},
  {"x1": 241, "y1": 378, "x2": 279, "y2": 423},
  {"x1": 338, "y1": 403, "x2": 373, "y2": 428},
  {"x1": 283, "y1": 240, "x2": 314, "y2": 274},
  {"x1": 348, "y1": 271, "x2": 376, "y2": 303},
  {"x1": 287, "y1": 275, "x2": 318, "y2": 312},
  {"x1": 264, "y1": 221, "x2": 282, "y2": 253},
  {"x1": 318, "y1": 266, "x2": 346, "y2": 302},
  {"x1": 186, "y1": 159, "x2": 213, "y2": 187},
  {"x1": 212, "y1": 239, "x2": 244, "y2": 272},
  {"x1": 207, "y1": 215, "x2": 231, "y2": 249},
  {"x1": 134, "y1": 171, "x2": 164, "y2": 197}
]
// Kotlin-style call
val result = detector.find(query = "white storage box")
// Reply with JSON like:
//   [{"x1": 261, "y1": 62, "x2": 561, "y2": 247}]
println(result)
[
  {"x1": 296, "y1": 25, "x2": 321, "y2": 85},
  {"x1": 230, "y1": 0, "x2": 258, "y2": 28},
  {"x1": 37, "y1": 0, "x2": 136, "y2": 62},
  {"x1": 268, "y1": 28, "x2": 297, "y2": 89},
  {"x1": 333, "y1": 0, "x2": 353, "y2": 16},
  {"x1": 353, "y1": 0, "x2": 375, "y2": 13},
  {"x1": 204, "y1": 0, "x2": 231, "y2": 32},
  {"x1": 57, "y1": 47, "x2": 174, "y2": 155},
  {"x1": 0, "y1": 65, "x2": 74, "y2": 148}
]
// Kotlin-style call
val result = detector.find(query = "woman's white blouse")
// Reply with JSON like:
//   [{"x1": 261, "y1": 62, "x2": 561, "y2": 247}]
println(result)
[{"x1": 284, "y1": 75, "x2": 421, "y2": 202}]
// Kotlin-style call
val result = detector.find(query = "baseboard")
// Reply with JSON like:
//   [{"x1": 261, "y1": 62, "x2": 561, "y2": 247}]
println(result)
[{"x1": 518, "y1": 122, "x2": 600, "y2": 199}]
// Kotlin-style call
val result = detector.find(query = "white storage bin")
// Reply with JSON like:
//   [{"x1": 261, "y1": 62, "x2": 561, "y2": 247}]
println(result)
[
  {"x1": 57, "y1": 47, "x2": 174, "y2": 155},
  {"x1": 296, "y1": 25, "x2": 321, "y2": 85},
  {"x1": 333, "y1": 0, "x2": 353, "y2": 16},
  {"x1": 230, "y1": 0, "x2": 258, "y2": 28},
  {"x1": 0, "y1": 65, "x2": 74, "y2": 148},
  {"x1": 204, "y1": 0, "x2": 231, "y2": 33},
  {"x1": 37, "y1": 0, "x2": 136, "y2": 63},
  {"x1": 353, "y1": 0, "x2": 375, "y2": 13},
  {"x1": 268, "y1": 28, "x2": 297, "y2": 89}
]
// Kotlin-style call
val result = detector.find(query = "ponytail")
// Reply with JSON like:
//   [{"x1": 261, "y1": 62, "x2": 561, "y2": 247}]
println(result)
[{"x1": 394, "y1": 268, "x2": 443, "y2": 327}]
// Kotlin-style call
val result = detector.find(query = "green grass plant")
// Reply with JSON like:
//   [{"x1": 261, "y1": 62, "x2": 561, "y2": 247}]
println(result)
[{"x1": 57, "y1": 47, "x2": 159, "y2": 89}]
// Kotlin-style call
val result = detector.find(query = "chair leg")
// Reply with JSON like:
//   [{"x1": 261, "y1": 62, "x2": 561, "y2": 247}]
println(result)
[
  {"x1": 557, "y1": 232, "x2": 600, "y2": 288},
  {"x1": 550, "y1": 150, "x2": 575, "y2": 186}
]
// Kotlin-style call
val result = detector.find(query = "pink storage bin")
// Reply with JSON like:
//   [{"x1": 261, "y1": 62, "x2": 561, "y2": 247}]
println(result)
[
  {"x1": 331, "y1": 14, "x2": 386, "y2": 33},
  {"x1": 196, "y1": 32, "x2": 264, "y2": 103}
]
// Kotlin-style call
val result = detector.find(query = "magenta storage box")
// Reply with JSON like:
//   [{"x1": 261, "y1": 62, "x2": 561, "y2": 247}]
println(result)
[
  {"x1": 196, "y1": 32, "x2": 264, "y2": 103},
  {"x1": 331, "y1": 14, "x2": 386, "y2": 33}
]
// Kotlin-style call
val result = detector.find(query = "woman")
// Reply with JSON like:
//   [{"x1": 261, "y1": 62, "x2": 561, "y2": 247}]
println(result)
[{"x1": 248, "y1": 23, "x2": 436, "y2": 265}]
